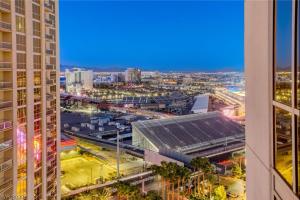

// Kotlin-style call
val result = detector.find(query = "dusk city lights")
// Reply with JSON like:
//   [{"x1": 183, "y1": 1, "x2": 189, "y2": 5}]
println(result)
[{"x1": 0, "y1": 0, "x2": 296, "y2": 200}]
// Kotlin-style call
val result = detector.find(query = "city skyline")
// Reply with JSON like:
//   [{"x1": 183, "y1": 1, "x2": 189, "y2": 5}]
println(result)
[{"x1": 59, "y1": 1, "x2": 244, "y2": 72}]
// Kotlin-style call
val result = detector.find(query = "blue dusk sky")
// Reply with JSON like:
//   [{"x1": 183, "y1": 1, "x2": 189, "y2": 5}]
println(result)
[{"x1": 60, "y1": 1, "x2": 244, "y2": 72}]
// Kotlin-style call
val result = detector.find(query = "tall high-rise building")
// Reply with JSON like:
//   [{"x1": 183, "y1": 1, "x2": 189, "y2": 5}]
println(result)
[
  {"x1": 125, "y1": 68, "x2": 141, "y2": 83},
  {"x1": 65, "y1": 68, "x2": 93, "y2": 94},
  {"x1": 0, "y1": 0, "x2": 60, "y2": 199},
  {"x1": 245, "y1": 0, "x2": 299, "y2": 199}
]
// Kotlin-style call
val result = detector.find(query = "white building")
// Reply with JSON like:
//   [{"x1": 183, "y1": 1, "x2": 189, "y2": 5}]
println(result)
[
  {"x1": 125, "y1": 68, "x2": 141, "y2": 83},
  {"x1": 191, "y1": 94, "x2": 209, "y2": 113},
  {"x1": 65, "y1": 68, "x2": 93, "y2": 94}
]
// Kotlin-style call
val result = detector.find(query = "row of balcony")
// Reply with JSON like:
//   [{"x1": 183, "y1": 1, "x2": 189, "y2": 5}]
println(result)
[
  {"x1": 45, "y1": 34, "x2": 54, "y2": 41},
  {"x1": 0, "y1": 177, "x2": 12, "y2": 194},
  {"x1": 0, "y1": 1, "x2": 10, "y2": 12},
  {"x1": 44, "y1": 0, "x2": 55, "y2": 13},
  {"x1": 0, "y1": 21, "x2": 11, "y2": 31},
  {"x1": 0, "y1": 159, "x2": 12, "y2": 172},
  {"x1": 0, "y1": 120, "x2": 12, "y2": 131},
  {"x1": 0, "y1": 42, "x2": 11, "y2": 51},
  {"x1": 0, "y1": 62, "x2": 10, "y2": 70},
  {"x1": 0, "y1": 139, "x2": 12, "y2": 152},
  {"x1": 0, "y1": 101, "x2": 12, "y2": 110},
  {"x1": 0, "y1": 82, "x2": 12, "y2": 90},
  {"x1": 46, "y1": 49, "x2": 55, "y2": 55}
]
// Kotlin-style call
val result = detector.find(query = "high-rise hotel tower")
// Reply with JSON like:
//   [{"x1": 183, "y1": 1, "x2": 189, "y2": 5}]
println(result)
[{"x1": 0, "y1": 0, "x2": 60, "y2": 199}]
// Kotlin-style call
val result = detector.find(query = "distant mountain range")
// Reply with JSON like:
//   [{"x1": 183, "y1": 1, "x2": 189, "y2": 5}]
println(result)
[
  {"x1": 60, "y1": 64, "x2": 243, "y2": 73},
  {"x1": 60, "y1": 65, "x2": 126, "y2": 72}
]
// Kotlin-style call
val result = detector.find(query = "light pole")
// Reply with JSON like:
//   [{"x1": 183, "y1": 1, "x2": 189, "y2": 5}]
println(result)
[{"x1": 117, "y1": 131, "x2": 120, "y2": 179}]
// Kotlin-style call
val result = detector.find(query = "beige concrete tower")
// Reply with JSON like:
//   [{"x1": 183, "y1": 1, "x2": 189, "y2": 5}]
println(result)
[
  {"x1": 245, "y1": 0, "x2": 300, "y2": 199},
  {"x1": 0, "y1": 0, "x2": 60, "y2": 199}
]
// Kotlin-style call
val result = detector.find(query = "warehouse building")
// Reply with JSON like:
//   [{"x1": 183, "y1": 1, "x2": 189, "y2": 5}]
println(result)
[{"x1": 132, "y1": 112, "x2": 245, "y2": 161}]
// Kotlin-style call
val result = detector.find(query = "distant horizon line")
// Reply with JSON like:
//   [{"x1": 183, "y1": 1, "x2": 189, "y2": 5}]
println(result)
[{"x1": 60, "y1": 64, "x2": 244, "y2": 73}]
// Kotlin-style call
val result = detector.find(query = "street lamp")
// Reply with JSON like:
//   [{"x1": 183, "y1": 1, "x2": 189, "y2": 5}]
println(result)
[{"x1": 117, "y1": 131, "x2": 120, "y2": 179}]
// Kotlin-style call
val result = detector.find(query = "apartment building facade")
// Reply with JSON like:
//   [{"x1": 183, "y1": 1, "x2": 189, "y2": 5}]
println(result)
[
  {"x1": 65, "y1": 68, "x2": 93, "y2": 94},
  {"x1": 0, "y1": 0, "x2": 60, "y2": 199},
  {"x1": 245, "y1": 0, "x2": 300, "y2": 199}
]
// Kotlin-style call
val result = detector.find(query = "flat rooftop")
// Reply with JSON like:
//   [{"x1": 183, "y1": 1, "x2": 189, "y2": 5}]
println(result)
[{"x1": 132, "y1": 111, "x2": 245, "y2": 153}]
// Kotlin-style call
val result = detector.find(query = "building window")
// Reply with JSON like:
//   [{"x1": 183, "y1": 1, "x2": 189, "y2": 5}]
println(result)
[
  {"x1": 17, "y1": 89, "x2": 26, "y2": 106},
  {"x1": 33, "y1": 38, "x2": 41, "y2": 53},
  {"x1": 32, "y1": 4, "x2": 40, "y2": 20},
  {"x1": 15, "y1": 0, "x2": 25, "y2": 15},
  {"x1": 274, "y1": 107, "x2": 293, "y2": 186},
  {"x1": 17, "y1": 53, "x2": 26, "y2": 69},
  {"x1": 33, "y1": 21, "x2": 41, "y2": 37},
  {"x1": 34, "y1": 88, "x2": 41, "y2": 103},
  {"x1": 16, "y1": 16, "x2": 25, "y2": 33},
  {"x1": 34, "y1": 55, "x2": 41, "y2": 69},
  {"x1": 17, "y1": 107, "x2": 26, "y2": 124},
  {"x1": 274, "y1": 0, "x2": 292, "y2": 106},
  {"x1": 17, "y1": 34, "x2": 26, "y2": 51},
  {"x1": 34, "y1": 104, "x2": 41, "y2": 119},
  {"x1": 34, "y1": 71, "x2": 41, "y2": 86},
  {"x1": 17, "y1": 71, "x2": 26, "y2": 88}
]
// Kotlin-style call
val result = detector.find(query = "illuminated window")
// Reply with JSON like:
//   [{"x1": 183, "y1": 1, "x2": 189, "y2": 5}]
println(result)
[
  {"x1": 34, "y1": 104, "x2": 41, "y2": 119},
  {"x1": 34, "y1": 71, "x2": 41, "y2": 86},
  {"x1": 17, "y1": 71, "x2": 26, "y2": 88},
  {"x1": 17, "y1": 107, "x2": 26, "y2": 124},
  {"x1": 274, "y1": 107, "x2": 293, "y2": 186},
  {"x1": 16, "y1": 16, "x2": 25, "y2": 33},
  {"x1": 17, "y1": 89, "x2": 26, "y2": 106},
  {"x1": 34, "y1": 88, "x2": 41, "y2": 103},
  {"x1": 17, "y1": 125, "x2": 27, "y2": 197}
]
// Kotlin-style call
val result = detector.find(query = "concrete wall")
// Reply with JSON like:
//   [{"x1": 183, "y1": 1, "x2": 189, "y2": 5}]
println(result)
[{"x1": 244, "y1": 1, "x2": 273, "y2": 199}]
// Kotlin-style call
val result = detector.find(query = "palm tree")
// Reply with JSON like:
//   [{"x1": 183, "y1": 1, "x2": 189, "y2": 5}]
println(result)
[
  {"x1": 176, "y1": 165, "x2": 191, "y2": 200},
  {"x1": 190, "y1": 157, "x2": 214, "y2": 196}
]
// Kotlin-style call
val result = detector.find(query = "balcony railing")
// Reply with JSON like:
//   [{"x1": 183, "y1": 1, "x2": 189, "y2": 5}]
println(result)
[
  {"x1": 45, "y1": 34, "x2": 54, "y2": 40},
  {"x1": 46, "y1": 79, "x2": 53, "y2": 85},
  {"x1": 0, "y1": 1, "x2": 10, "y2": 12},
  {"x1": 17, "y1": 63, "x2": 26, "y2": 70},
  {"x1": 46, "y1": 93, "x2": 53, "y2": 101},
  {"x1": 0, "y1": 120, "x2": 12, "y2": 131},
  {"x1": 44, "y1": 1, "x2": 54, "y2": 12},
  {"x1": 45, "y1": 19, "x2": 54, "y2": 27},
  {"x1": 0, "y1": 82, "x2": 12, "y2": 90},
  {"x1": 46, "y1": 64, "x2": 54, "y2": 70},
  {"x1": 0, "y1": 21, "x2": 11, "y2": 31},
  {"x1": 0, "y1": 159, "x2": 12, "y2": 172},
  {"x1": 0, "y1": 139, "x2": 12, "y2": 152},
  {"x1": 0, "y1": 177, "x2": 12, "y2": 193},
  {"x1": 0, "y1": 101, "x2": 12, "y2": 110},
  {"x1": 0, "y1": 42, "x2": 11, "y2": 51},
  {"x1": 0, "y1": 62, "x2": 11, "y2": 70},
  {"x1": 46, "y1": 109, "x2": 53, "y2": 115},
  {"x1": 46, "y1": 49, "x2": 54, "y2": 55}
]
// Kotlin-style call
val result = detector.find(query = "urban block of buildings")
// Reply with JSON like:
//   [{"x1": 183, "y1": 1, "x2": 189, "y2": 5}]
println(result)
[{"x1": 0, "y1": 0, "x2": 60, "y2": 199}]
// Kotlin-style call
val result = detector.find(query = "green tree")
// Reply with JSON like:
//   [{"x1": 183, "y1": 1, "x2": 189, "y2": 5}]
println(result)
[
  {"x1": 231, "y1": 164, "x2": 243, "y2": 179},
  {"x1": 212, "y1": 185, "x2": 226, "y2": 200},
  {"x1": 145, "y1": 190, "x2": 163, "y2": 200}
]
